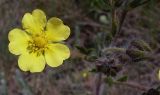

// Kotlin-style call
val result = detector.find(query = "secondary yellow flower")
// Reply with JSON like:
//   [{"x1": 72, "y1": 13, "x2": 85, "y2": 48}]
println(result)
[
  {"x1": 158, "y1": 70, "x2": 160, "y2": 80},
  {"x1": 8, "y1": 9, "x2": 70, "y2": 72}
]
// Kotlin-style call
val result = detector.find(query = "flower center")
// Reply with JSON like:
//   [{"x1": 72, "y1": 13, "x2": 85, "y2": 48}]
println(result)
[
  {"x1": 33, "y1": 36, "x2": 47, "y2": 48},
  {"x1": 27, "y1": 34, "x2": 48, "y2": 55}
]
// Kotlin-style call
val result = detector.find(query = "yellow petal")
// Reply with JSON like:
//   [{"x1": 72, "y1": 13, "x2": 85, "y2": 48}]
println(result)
[
  {"x1": 45, "y1": 17, "x2": 70, "y2": 42},
  {"x1": 22, "y1": 9, "x2": 46, "y2": 34},
  {"x1": 18, "y1": 52, "x2": 45, "y2": 72},
  {"x1": 9, "y1": 42, "x2": 27, "y2": 55},
  {"x1": 45, "y1": 43, "x2": 70, "y2": 67},
  {"x1": 8, "y1": 28, "x2": 30, "y2": 55},
  {"x1": 158, "y1": 70, "x2": 160, "y2": 80}
]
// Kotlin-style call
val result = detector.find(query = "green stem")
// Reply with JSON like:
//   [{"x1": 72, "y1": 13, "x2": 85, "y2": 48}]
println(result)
[
  {"x1": 95, "y1": 73, "x2": 102, "y2": 95},
  {"x1": 111, "y1": 0, "x2": 117, "y2": 37},
  {"x1": 95, "y1": 1, "x2": 117, "y2": 95}
]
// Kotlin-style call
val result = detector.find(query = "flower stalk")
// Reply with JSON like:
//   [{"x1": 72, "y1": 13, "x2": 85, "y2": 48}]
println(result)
[
  {"x1": 95, "y1": 0, "x2": 118, "y2": 95},
  {"x1": 95, "y1": 73, "x2": 102, "y2": 95}
]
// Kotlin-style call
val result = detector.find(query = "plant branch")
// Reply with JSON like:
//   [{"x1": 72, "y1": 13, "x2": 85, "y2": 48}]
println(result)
[
  {"x1": 95, "y1": 73, "x2": 102, "y2": 95},
  {"x1": 95, "y1": 0, "x2": 117, "y2": 95},
  {"x1": 111, "y1": 0, "x2": 117, "y2": 37},
  {"x1": 110, "y1": 9, "x2": 128, "y2": 47}
]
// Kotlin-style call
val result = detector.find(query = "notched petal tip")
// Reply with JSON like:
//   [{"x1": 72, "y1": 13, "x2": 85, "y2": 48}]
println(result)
[
  {"x1": 48, "y1": 17, "x2": 63, "y2": 26},
  {"x1": 46, "y1": 17, "x2": 71, "y2": 42},
  {"x1": 32, "y1": 9, "x2": 44, "y2": 13},
  {"x1": 8, "y1": 28, "x2": 31, "y2": 55},
  {"x1": 22, "y1": 9, "x2": 47, "y2": 34},
  {"x1": 8, "y1": 43, "x2": 20, "y2": 55},
  {"x1": 8, "y1": 28, "x2": 23, "y2": 42},
  {"x1": 18, "y1": 52, "x2": 46, "y2": 73},
  {"x1": 45, "y1": 43, "x2": 70, "y2": 68},
  {"x1": 63, "y1": 25, "x2": 71, "y2": 40}
]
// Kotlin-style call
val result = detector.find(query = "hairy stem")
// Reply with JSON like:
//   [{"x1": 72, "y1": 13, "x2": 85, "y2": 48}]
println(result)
[
  {"x1": 95, "y1": 73, "x2": 102, "y2": 95},
  {"x1": 95, "y1": 0, "x2": 117, "y2": 95},
  {"x1": 110, "y1": 9, "x2": 128, "y2": 47},
  {"x1": 111, "y1": 0, "x2": 117, "y2": 37}
]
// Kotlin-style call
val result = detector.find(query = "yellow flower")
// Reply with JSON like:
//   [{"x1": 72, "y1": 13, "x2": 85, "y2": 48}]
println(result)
[
  {"x1": 158, "y1": 70, "x2": 160, "y2": 80},
  {"x1": 8, "y1": 9, "x2": 70, "y2": 72},
  {"x1": 82, "y1": 72, "x2": 88, "y2": 78}
]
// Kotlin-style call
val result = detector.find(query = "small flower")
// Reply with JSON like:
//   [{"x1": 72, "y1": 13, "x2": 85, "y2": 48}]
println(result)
[
  {"x1": 82, "y1": 71, "x2": 89, "y2": 78},
  {"x1": 8, "y1": 9, "x2": 70, "y2": 72},
  {"x1": 158, "y1": 70, "x2": 160, "y2": 80}
]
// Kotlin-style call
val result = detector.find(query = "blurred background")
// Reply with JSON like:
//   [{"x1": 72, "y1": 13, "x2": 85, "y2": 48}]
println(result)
[{"x1": 0, "y1": 0, "x2": 160, "y2": 95}]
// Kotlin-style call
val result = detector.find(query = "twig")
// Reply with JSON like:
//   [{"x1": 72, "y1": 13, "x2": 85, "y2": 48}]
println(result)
[
  {"x1": 111, "y1": 0, "x2": 117, "y2": 37},
  {"x1": 110, "y1": 9, "x2": 128, "y2": 47},
  {"x1": 118, "y1": 9, "x2": 128, "y2": 34}
]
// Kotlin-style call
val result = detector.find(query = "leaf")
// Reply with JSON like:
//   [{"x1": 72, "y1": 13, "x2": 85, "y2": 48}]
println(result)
[
  {"x1": 131, "y1": 40, "x2": 152, "y2": 52},
  {"x1": 15, "y1": 70, "x2": 33, "y2": 95},
  {"x1": 115, "y1": 0, "x2": 124, "y2": 8},
  {"x1": 85, "y1": 55, "x2": 98, "y2": 62},
  {"x1": 76, "y1": 46, "x2": 90, "y2": 55},
  {"x1": 126, "y1": 48, "x2": 147, "y2": 62},
  {"x1": 129, "y1": 0, "x2": 151, "y2": 10},
  {"x1": 0, "y1": 72, "x2": 7, "y2": 95},
  {"x1": 117, "y1": 75, "x2": 128, "y2": 82},
  {"x1": 105, "y1": 76, "x2": 114, "y2": 87},
  {"x1": 90, "y1": 68, "x2": 97, "y2": 73}
]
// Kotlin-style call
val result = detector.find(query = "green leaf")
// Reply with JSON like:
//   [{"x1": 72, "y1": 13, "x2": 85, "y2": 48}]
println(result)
[
  {"x1": 105, "y1": 76, "x2": 114, "y2": 87},
  {"x1": 85, "y1": 55, "x2": 98, "y2": 62},
  {"x1": 76, "y1": 46, "x2": 90, "y2": 55},
  {"x1": 126, "y1": 48, "x2": 149, "y2": 62},
  {"x1": 129, "y1": 0, "x2": 151, "y2": 10},
  {"x1": 117, "y1": 75, "x2": 128, "y2": 82},
  {"x1": 90, "y1": 68, "x2": 97, "y2": 73},
  {"x1": 115, "y1": 0, "x2": 124, "y2": 8},
  {"x1": 15, "y1": 70, "x2": 33, "y2": 95},
  {"x1": 131, "y1": 40, "x2": 152, "y2": 52},
  {"x1": 0, "y1": 72, "x2": 7, "y2": 95}
]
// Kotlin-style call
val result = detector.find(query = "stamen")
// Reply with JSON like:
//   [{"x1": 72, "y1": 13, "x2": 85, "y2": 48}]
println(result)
[{"x1": 27, "y1": 34, "x2": 48, "y2": 56}]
